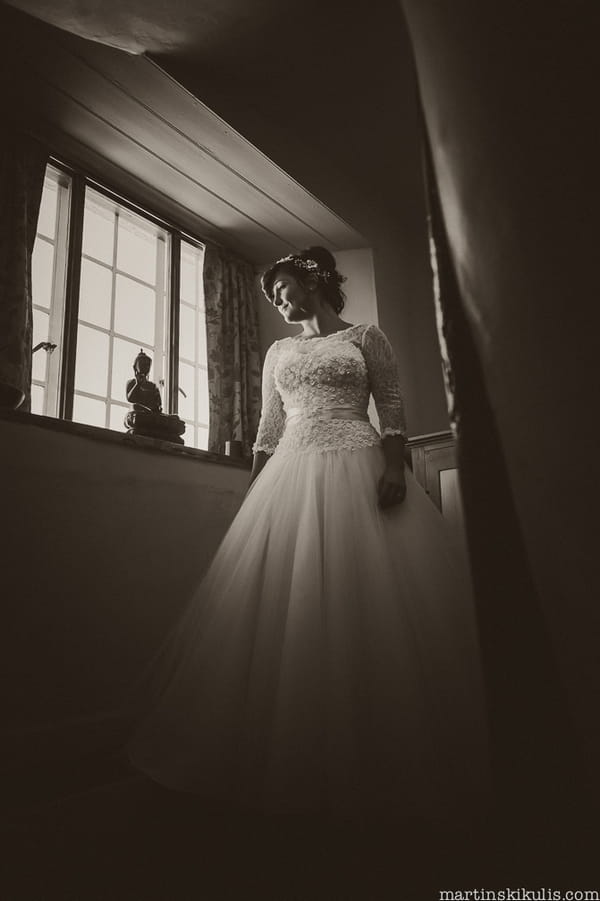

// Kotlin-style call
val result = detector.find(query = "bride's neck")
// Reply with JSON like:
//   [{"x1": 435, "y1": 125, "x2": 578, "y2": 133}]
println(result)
[{"x1": 300, "y1": 305, "x2": 348, "y2": 337}]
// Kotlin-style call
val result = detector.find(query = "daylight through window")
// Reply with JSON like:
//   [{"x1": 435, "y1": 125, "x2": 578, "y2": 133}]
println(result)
[{"x1": 31, "y1": 162, "x2": 209, "y2": 450}]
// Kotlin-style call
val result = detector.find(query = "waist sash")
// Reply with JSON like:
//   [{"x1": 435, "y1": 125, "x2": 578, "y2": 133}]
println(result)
[{"x1": 285, "y1": 405, "x2": 369, "y2": 423}]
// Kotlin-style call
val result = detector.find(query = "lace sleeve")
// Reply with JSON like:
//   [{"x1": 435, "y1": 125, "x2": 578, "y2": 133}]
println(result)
[
  {"x1": 252, "y1": 341, "x2": 285, "y2": 455},
  {"x1": 361, "y1": 324, "x2": 408, "y2": 439}
]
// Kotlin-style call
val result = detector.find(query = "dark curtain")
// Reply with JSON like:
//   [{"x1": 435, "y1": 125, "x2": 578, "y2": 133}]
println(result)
[
  {"x1": 419, "y1": 101, "x2": 583, "y2": 820},
  {"x1": 203, "y1": 243, "x2": 262, "y2": 457},
  {"x1": 0, "y1": 132, "x2": 48, "y2": 411}
]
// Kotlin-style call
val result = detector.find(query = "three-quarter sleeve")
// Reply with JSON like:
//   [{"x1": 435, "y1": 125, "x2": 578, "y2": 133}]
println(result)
[
  {"x1": 252, "y1": 340, "x2": 286, "y2": 455},
  {"x1": 361, "y1": 324, "x2": 408, "y2": 439}
]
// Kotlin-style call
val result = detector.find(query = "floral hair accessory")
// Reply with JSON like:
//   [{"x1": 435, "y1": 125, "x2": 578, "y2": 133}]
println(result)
[{"x1": 275, "y1": 255, "x2": 333, "y2": 282}]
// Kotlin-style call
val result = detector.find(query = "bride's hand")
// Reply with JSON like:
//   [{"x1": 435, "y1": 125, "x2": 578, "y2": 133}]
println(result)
[{"x1": 377, "y1": 464, "x2": 407, "y2": 509}]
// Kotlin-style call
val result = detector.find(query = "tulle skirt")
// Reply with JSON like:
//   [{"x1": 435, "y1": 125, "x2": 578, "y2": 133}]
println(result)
[{"x1": 127, "y1": 444, "x2": 491, "y2": 822}]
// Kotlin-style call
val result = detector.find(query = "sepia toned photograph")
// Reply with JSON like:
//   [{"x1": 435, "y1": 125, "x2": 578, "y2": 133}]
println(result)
[{"x1": 1, "y1": 0, "x2": 597, "y2": 898}]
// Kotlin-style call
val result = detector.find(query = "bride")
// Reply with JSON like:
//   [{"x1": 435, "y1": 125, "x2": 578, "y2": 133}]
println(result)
[{"x1": 127, "y1": 246, "x2": 491, "y2": 823}]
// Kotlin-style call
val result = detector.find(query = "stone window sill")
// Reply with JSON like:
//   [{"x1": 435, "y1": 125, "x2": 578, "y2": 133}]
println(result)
[{"x1": 0, "y1": 409, "x2": 252, "y2": 471}]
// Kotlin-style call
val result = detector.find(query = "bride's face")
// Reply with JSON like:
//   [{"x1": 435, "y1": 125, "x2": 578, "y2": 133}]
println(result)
[{"x1": 271, "y1": 271, "x2": 313, "y2": 322}]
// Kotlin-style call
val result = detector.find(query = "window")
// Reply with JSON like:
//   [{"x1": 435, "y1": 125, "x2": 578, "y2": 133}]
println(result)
[
  {"x1": 73, "y1": 187, "x2": 168, "y2": 433},
  {"x1": 31, "y1": 161, "x2": 209, "y2": 450}
]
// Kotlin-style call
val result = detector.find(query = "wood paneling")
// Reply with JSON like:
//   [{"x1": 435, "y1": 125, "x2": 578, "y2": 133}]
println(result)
[
  {"x1": 407, "y1": 431, "x2": 456, "y2": 510},
  {"x1": 406, "y1": 430, "x2": 468, "y2": 552},
  {"x1": 3, "y1": 7, "x2": 367, "y2": 262}
]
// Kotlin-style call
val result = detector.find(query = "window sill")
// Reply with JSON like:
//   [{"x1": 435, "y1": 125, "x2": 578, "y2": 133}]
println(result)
[{"x1": 0, "y1": 409, "x2": 252, "y2": 471}]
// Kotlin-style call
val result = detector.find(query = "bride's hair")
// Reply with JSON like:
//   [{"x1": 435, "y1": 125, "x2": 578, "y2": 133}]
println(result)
[{"x1": 261, "y1": 246, "x2": 346, "y2": 314}]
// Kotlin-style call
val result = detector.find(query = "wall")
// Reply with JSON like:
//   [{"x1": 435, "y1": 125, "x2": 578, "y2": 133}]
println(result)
[
  {"x1": 334, "y1": 248, "x2": 378, "y2": 327},
  {"x1": 1, "y1": 417, "x2": 248, "y2": 761}
]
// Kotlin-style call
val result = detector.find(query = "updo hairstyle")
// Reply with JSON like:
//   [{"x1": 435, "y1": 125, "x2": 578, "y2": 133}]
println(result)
[{"x1": 261, "y1": 246, "x2": 346, "y2": 315}]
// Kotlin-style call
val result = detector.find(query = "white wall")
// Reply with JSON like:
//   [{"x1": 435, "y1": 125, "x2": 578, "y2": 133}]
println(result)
[{"x1": 334, "y1": 248, "x2": 378, "y2": 327}]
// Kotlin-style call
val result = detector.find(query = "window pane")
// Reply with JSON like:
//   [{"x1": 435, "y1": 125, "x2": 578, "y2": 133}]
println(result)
[
  {"x1": 197, "y1": 368, "x2": 209, "y2": 426},
  {"x1": 197, "y1": 426, "x2": 209, "y2": 451},
  {"x1": 74, "y1": 325, "x2": 109, "y2": 397},
  {"x1": 79, "y1": 259, "x2": 113, "y2": 329},
  {"x1": 32, "y1": 239, "x2": 54, "y2": 310},
  {"x1": 111, "y1": 336, "x2": 147, "y2": 403},
  {"x1": 182, "y1": 422, "x2": 195, "y2": 448},
  {"x1": 178, "y1": 241, "x2": 207, "y2": 447},
  {"x1": 117, "y1": 215, "x2": 157, "y2": 284},
  {"x1": 109, "y1": 403, "x2": 129, "y2": 432},
  {"x1": 37, "y1": 179, "x2": 58, "y2": 240},
  {"x1": 180, "y1": 250, "x2": 196, "y2": 303},
  {"x1": 73, "y1": 393, "x2": 106, "y2": 428},
  {"x1": 31, "y1": 384, "x2": 46, "y2": 415},
  {"x1": 178, "y1": 361, "x2": 195, "y2": 422},
  {"x1": 83, "y1": 194, "x2": 115, "y2": 265},
  {"x1": 74, "y1": 188, "x2": 168, "y2": 432},
  {"x1": 114, "y1": 275, "x2": 155, "y2": 346},
  {"x1": 32, "y1": 309, "x2": 50, "y2": 382},
  {"x1": 179, "y1": 304, "x2": 195, "y2": 362}
]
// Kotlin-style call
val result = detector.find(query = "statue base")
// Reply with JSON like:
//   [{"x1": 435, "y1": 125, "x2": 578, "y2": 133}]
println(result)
[{"x1": 124, "y1": 411, "x2": 186, "y2": 444}]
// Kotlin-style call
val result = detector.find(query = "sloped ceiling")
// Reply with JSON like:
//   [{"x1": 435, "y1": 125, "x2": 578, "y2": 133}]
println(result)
[
  {"x1": 1, "y1": 1, "x2": 372, "y2": 261},
  {"x1": 1, "y1": 0, "x2": 423, "y2": 249},
  {"x1": 1, "y1": 0, "x2": 284, "y2": 54}
]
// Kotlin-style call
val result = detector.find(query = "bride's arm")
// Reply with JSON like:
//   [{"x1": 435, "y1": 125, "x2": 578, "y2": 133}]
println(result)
[
  {"x1": 380, "y1": 434, "x2": 407, "y2": 507},
  {"x1": 361, "y1": 325, "x2": 408, "y2": 508},
  {"x1": 248, "y1": 450, "x2": 270, "y2": 488},
  {"x1": 247, "y1": 341, "x2": 284, "y2": 491}
]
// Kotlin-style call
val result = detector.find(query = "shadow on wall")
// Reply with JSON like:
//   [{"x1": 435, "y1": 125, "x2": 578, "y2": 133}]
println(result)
[{"x1": 1, "y1": 418, "x2": 248, "y2": 763}]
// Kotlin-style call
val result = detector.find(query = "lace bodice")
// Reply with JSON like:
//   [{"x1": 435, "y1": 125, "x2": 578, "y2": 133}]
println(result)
[{"x1": 252, "y1": 323, "x2": 407, "y2": 456}]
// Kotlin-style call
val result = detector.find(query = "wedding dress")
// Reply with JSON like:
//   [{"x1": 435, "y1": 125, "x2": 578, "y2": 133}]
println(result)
[{"x1": 127, "y1": 323, "x2": 491, "y2": 821}]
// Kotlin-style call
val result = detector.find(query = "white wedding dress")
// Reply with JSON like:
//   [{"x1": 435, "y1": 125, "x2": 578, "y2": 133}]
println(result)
[{"x1": 128, "y1": 323, "x2": 491, "y2": 821}]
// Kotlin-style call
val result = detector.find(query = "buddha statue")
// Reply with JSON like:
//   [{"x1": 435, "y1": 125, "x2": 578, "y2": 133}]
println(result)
[
  {"x1": 126, "y1": 349, "x2": 163, "y2": 413},
  {"x1": 124, "y1": 349, "x2": 185, "y2": 444}
]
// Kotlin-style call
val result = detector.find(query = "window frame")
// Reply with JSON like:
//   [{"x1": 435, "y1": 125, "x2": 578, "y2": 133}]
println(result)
[
  {"x1": 38, "y1": 157, "x2": 207, "y2": 442},
  {"x1": 31, "y1": 163, "x2": 71, "y2": 418}
]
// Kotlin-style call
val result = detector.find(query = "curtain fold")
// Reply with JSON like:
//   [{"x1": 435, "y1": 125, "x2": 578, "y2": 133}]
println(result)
[
  {"x1": 0, "y1": 132, "x2": 48, "y2": 410},
  {"x1": 203, "y1": 243, "x2": 262, "y2": 457},
  {"x1": 418, "y1": 95, "x2": 583, "y2": 813}
]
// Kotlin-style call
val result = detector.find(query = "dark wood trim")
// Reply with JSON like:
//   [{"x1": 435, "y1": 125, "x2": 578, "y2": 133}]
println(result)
[
  {"x1": 58, "y1": 172, "x2": 85, "y2": 420},
  {"x1": 406, "y1": 429, "x2": 453, "y2": 447},
  {"x1": 406, "y1": 431, "x2": 457, "y2": 510}
]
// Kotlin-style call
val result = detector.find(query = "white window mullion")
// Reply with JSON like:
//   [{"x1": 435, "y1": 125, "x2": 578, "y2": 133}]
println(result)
[
  {"x1": 154, "y1": 235, "x2": 167, "y2": 403},
  {"x1": 105, "y1": 207, "x2": 119, "y2": 428}
]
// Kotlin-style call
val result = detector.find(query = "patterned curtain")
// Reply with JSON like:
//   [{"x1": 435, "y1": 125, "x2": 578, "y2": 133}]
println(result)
[
  {"x1": 203, "y1": 243, "x2": 263, "y2": 457},
  {"x1": 0, "y1": 132, "x2": 48, "y2": 410}
]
